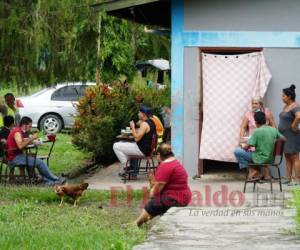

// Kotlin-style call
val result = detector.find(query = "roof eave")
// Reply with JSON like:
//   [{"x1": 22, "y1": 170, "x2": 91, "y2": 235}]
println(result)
[{"x1": 91, "y1": 0, "x2": 160, "y2": 12}]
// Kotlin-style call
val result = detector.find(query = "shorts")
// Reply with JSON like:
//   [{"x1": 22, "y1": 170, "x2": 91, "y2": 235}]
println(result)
[{"x1": 144, "y1": 196, "x2": 179, "y2": 217}]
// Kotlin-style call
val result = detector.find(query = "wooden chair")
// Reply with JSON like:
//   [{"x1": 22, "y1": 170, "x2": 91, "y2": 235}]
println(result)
[
  {"x1": 243, "y1": 139, "x2": 285, "y2": 193},
  {"x1": 123, "y1": 134, "x2": 157, "y2": 183}
]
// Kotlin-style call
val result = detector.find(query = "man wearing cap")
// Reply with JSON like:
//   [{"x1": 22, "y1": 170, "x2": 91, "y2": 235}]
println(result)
[{"x1": 113, "y1": 105, "x2": 156, "y2": 177}]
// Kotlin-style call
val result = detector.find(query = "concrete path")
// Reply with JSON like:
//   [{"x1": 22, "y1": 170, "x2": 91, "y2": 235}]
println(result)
[
  {"x1": 85, "y1": 164, "x2": 300, "y2": 249},
  {"x1": 134, "y1": 206, "x2": 299, "y2": 250}
]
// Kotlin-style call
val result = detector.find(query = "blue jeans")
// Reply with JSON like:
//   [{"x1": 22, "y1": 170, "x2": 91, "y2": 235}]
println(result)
[
  {"x1": 10, "y1": 154, "x2": 59, "y2": 185},
  {"x1": 234, "y1": 148, "x2": 253, "y2": 169}
]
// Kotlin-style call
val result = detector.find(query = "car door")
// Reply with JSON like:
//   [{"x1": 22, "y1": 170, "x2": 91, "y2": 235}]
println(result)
[
  {"x1": 72, "y1": 85, "x2": 89, "y2": 113},
  {"x1": 50, "y1": 86, "x2": 80, "y2": 127}
]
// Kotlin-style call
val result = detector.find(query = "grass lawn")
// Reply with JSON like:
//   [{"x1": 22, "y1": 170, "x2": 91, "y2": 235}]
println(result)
[
  {"x1": 35, "y1": 133, "x2": 92, "y2": 175},
  {"x1": 293, "y1": 189, "x2": 300, "y2": 234},
  {"x1": 0, "y1": 85, "x2": 92, "y2": 175},
  {"x1": 0, "y1": 185, "x2": 148, "y2": 250}
]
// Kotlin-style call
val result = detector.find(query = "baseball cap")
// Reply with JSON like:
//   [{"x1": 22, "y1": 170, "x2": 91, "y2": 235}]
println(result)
[{"x1": 139, "y1": 105, "x2": 152, "y2": 116}]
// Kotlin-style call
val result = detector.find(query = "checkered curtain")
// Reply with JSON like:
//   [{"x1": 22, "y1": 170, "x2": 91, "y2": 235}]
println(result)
[{"x1": 199, "y1": 52, "x2": 271, "y2": 162}]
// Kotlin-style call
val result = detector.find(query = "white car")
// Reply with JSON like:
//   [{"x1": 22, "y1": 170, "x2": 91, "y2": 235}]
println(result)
[{"x1": 17, "y1": 82, "x2": 96, "y2": 134}]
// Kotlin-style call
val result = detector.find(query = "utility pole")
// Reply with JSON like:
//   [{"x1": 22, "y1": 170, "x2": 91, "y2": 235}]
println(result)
[{"x1": 96, "y1": 12, "x2": 102, "y2": 86}]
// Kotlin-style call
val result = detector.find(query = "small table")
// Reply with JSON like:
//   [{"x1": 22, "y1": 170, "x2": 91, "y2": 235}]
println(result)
[{"x1": 116, "y1": 134, "x2": 135, "y2": 142}]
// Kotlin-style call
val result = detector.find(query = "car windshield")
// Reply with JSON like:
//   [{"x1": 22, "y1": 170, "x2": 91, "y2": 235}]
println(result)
[{"x1": 30, "y1": 87, "x2": 55, "y2": 97}]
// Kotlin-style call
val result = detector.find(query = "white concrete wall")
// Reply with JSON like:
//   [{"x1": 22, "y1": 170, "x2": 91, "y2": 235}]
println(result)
[
  {"x1": 185, "y1": 0, "x2": 300, "y2": 31},
  {"x1": 182, "y1": 0, "x2": 300, "y2": 176}
]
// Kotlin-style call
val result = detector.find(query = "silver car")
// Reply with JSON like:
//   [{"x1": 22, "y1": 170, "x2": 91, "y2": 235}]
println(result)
[{"x1": 17, "y1": 82, "x2": 95, "y2": 134}]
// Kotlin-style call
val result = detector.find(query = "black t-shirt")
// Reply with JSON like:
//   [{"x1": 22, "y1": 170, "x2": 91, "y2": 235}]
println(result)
[
  {"x1": 0, "y1": 127, "x2": 10, "y2": 157},
  {"x1": 137, "y1": 119, "x2": 156, "y2": 156},
  {"x1": 0, "y1": 127, "x2": 10, "y2": 140}
]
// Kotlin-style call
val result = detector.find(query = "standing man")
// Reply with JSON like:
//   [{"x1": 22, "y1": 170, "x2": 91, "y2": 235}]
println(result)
[
  {"x1": 113, "y1": 106, "x2": 156, "y2": 178},
  {"x1": 161, "y1": 106, "x2": 171, "y2": 143},
  {"x1": 3, "y1": 93, "x2": 21, "y2": 125},
  {"x1": 6, "y1": 116, "x2": 65, "y2": 185}
]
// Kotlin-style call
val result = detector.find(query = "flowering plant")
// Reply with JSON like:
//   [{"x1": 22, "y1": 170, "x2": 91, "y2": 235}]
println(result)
[{"x1": 72, "y1": 82, "x2": 170, "y2": 163}]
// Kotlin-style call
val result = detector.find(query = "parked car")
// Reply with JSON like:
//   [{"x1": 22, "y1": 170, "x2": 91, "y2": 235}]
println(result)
[{"x1": 17, "y1": 82, "x2": 96, "y2": 134}]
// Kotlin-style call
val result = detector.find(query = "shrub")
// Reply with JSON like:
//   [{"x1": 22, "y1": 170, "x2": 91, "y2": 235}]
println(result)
[
  {"x1": 72, "y1": 82, "x2": 170, "y2": 163},
  {"x1": 131, "y1": 82, "x2": 171, "y2": 117},
  {"x1": 72, "y1": 84, "x2": 136, "y2": 163}
]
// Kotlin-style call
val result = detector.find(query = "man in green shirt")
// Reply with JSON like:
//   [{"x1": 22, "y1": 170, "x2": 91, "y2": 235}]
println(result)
[{"x1": 234, "y1": 111, "x2": 284, "y2": 180}]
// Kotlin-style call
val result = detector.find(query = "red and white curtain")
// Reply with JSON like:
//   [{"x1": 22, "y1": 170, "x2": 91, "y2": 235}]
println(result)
[{"x1": 199, "y1": 52, "x2": 272, "y2": 162}]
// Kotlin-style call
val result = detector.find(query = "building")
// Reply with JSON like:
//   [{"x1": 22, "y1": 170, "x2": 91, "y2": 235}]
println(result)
[{"x1": 93, "y1": 0, "x2": 300, "y2": 177}]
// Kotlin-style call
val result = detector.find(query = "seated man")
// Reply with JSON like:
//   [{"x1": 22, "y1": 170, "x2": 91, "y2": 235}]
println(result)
[
  {"x1": 6, "y1": 116, "x2": 65, "y2": 185},
  {"x1": 234, "y1": 111, "x2": 284, "y2": 180},
  {"x1": 150, "y1": 114, "x2": 164, "y2": 145},
  {"x1": 0, "y1": 115, "x2": 15, "y2": 142},
  {"x1": 0, "y1": 115, "x2": 15, "y2": 157},
  {"x1": 113, "y1": 106, "x2": 156, "y2": 177}
]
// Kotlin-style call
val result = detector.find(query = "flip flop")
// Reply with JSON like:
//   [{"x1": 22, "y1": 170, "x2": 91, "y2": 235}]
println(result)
[
  {"x1": 247, "y1": 176, "x2": 260, "y2": 182},
  {"x1": 261, "y1": 176, "x2": 272, "y2": 181}
]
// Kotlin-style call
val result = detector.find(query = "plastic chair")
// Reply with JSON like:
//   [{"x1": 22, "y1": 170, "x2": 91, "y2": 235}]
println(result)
[
  {"x1": 243, "y1": 139, "x2": 285, "y2": 193},
  {"x1": 123, "y1": 134, "x2": 157, "y2": 183}
]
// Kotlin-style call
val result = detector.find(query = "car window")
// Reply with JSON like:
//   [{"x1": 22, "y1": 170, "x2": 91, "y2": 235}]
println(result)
[
  {"x1": 75, "y1": 85, "x2": 88, "y2": 97},
  {"x1": 51, "y1": 86, "x2": 79, "y2": 101}
]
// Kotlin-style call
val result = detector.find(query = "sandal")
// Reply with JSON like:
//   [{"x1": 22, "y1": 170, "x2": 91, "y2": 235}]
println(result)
[
  {"x1": 247, "y1": 176, "x2": 260, "y2": 182},
  {"x1": 281, "y1": 178, "x2": 291, "y2": 185},
  {"x1": 261, "y1": 176, "x2": 272, "y2": 181}
]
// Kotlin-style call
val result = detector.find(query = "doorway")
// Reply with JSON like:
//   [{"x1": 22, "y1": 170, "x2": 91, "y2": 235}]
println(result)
[{"x1": 198, "y1": 47, "x2": 264, "y2": 176}]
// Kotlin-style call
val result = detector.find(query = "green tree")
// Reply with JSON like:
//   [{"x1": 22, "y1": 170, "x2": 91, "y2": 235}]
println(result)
[{"x1": 0, "y1": 0, "x2": 170, "y2": 91}]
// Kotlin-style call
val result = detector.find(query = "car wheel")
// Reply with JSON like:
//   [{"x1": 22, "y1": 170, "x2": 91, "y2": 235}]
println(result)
[{"x1": 40, "y1": 114, "x2": 62, "y2": 134}]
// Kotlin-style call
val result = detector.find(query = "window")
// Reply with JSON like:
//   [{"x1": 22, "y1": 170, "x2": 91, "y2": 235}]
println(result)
[
  {"x1": 75, "y1": 85, "x2": 88, "y2": 97},
  {"x1": 51, "y1": 86, "x2": 79, "y2": 101}
]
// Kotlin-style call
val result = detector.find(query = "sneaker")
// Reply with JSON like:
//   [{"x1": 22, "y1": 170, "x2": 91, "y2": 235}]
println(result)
[
  {"x1": 282, "y1": 179, "x2": 291, "y2": 185},
  {"x1": 288, "y1": 181, "x2": 300, "y2": 186},
  {"x1": 118, "y1": 171, "x2": 126, "y2": 177},
  {"x1": 281, "y1": 178, "x2": 292, "y2": 185},
  {"x1": 58, "y1": 177, "x2": 67, "y2": 184}
]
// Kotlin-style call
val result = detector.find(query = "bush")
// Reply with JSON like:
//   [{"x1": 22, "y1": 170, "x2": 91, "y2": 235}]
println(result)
[
  {"x1": 131, "y1": 82, "x2": 171, "y2": 117},
  {"x1": 72, "y1": 82, "x2": 170, "y2": 163}
]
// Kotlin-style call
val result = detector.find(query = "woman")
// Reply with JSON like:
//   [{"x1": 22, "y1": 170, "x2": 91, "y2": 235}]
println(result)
[
  {"x1": 240, "y1": 97, "x2": 276, "y2": 139},
  {"x1": 278, "y1": 84, "x2": 300, "y2": 184},
  {"x1": 134, "y1": 143, "x2": 192, "y2": 227}
]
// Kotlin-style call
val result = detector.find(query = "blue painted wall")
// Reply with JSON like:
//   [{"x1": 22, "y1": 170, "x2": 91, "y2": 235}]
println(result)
[
  {"x1": 171, "y1": 0, "x2": 184, "y2": 161},
  {"x1": 171, "y1": 0, "x2": 300, "y2": 164}
]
